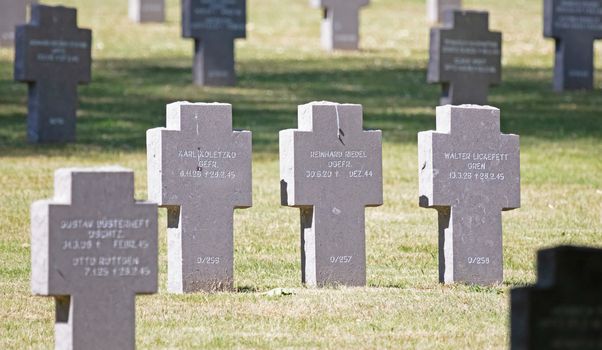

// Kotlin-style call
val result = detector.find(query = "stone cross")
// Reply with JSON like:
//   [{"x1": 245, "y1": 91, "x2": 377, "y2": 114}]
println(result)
[
  {"x1": 418, "y1": 105, "x2": 520, "y2": 285},
  {"x1": 427, "y1": 0, "x2": 462, "y2": 23},
  {"x1": 14, "y1": 4, "x2": 92, "y2": 143},
  {"x1": 0, "y1": 0, "x2": 36, "y2": 47},
  {"x1": 129, "y1": 0, "x2": 165, "y2": 23},
  {"x1": 310, "y1": 0, "x2": 370, "y2": 51},
  {"x1": 280, "y1": 102, "x2": 383, "y2": 287},
  {"x1": 182, "y1": 0, "x2": 246, "y2": 86},
  {"x1": 427, "y1": 11, "x2": 501, "y2": 105},
  {"x1": 544, "y1": 0, "x2": 602, "y2": 91},
  {"x1": 147, "y1": 102, "x2": 252, "y2": 293},
  {"x1": 31, "y1": 167, "x2": 158, "y2": 350},
  {"x1": 511, "y1": 246, "x2": 602, "y2": 349}
]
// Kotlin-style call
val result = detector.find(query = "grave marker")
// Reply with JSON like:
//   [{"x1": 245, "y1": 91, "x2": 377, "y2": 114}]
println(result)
[
  {"x1": 511, "y1": 246, "x2": 602, "y2": 349},
  {"x1": 129, "y1": 0, "x2": 165, "y2": 23},
  {"x1": 147, "y1": 102, "x2": 252, "y2": 293},
  {"x1": 280, "y1": 102, "x2": 383, "y2": 287},
  {"x1": 418, "y1": 105, "x2": 520, "y2": 285},
  {"x1": 428, "y1": 11, "x2": 501, "y2": 105},
  {"x1": 0, "y1": 0, "x2": 36, "y2": 47},
  {"x1": 310, "y1": 0, "x2": 369, "y2": 51},
  {"x1": 544, "y1": 0, "x2": 602, "y2": 91},
  {"x1": 31, "y1": 167, "x2": 158, "y2": 350},
  {"x1": 182, "y1": 0, "x2": 246, "y2": 86},
  {"x1": 427, "y1": 0, "x2": 462, "y2": 23},
  {"x1": 14, "y1": 4, "x2": 92, "y2": 143}
]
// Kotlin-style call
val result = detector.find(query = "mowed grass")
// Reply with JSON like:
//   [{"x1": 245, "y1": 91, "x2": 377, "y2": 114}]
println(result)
[{"x1": 0, "y1": 0, "x2": 601, "y2": 348}]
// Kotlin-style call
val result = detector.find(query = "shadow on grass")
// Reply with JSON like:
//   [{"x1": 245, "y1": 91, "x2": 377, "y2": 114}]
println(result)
[{"x1": 1, "y1": 56, "x2": 601, "y2": 156}]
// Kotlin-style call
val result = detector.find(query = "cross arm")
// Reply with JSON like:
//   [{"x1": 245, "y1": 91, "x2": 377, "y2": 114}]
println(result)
[
  {"x1": 279, "y1": 128, "x2": 301, "y2": 207},
  {"x1": 231, "y1": 129, "x2": 253, "y2": 209}
]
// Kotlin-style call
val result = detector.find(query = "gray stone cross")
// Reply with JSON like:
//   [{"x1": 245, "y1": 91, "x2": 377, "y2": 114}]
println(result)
[
  {"x1": 310, "y1": 0, "x2": 370, "y2": 51},
  {"x1": 544, "y1": 0, "x2": 602, "y2": 91},
  {"x1": 182, "y1": 0, "x2": 246, "y2": 86},
  {"x1": 31, "y1": 167, "x2": 158, "y2": 350},
  {"x1": 129, "y1": 0, "x2": 165, "y2": 23},
  {"x1": 511, "y1": 246, "x2": 602, "y2": 349},
  {"x1": 0, "y1": 0, "x2": 36, "y2": 47},
  {"x1": 427, "y1": 0, "x2": 462, "y2": 23},
  {"x1": 147, "y1": 102, "x2": 252, "y2": 293},
  {"x1": 280, "y1": 102, "x2": 383, "y2": 287},
  {"x1": 428, "y1": 11, "x2": 501, "y2": 105},
  {"x1": 14, "y1": 4, "x2": 92, "y2": 143},
  {"x1": 418, "y1": 105, "x2": 520, "y2": 285}
]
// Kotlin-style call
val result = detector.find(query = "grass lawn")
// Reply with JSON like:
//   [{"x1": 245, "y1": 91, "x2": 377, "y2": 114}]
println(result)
[{"x1": 1, "y1": 0, "x2": 601, "y2": 348}]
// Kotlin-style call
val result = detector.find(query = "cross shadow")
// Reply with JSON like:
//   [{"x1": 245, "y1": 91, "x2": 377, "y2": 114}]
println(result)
[{"x1": 0, "y1": 56, "x2": 601, "y2": 157}]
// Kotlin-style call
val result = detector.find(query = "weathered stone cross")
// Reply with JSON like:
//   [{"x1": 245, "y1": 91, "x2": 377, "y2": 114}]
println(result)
[
  {"x1": 147, "y1": 102, "x2": 252, "y2": 292},
  {"x1": 428, "y1": 11, "x2": 501, "y2": 105},
  {"x1": 310, "y1": 0, "x2": 370, "y2": 51},
  {"x1": 418, "y1": 105, "x2": 520, "y2": 285},
  {"x1": 182, "y1": 0, "x2": 246, "y2": 86},
  {"x1": 14, "y1": 4, "x2": 92, "y2": 143},
  {"x1": 31, "y1": 167, "x2": 158, "y2": 349},
  {"x1": 544, "y1": 0, "x2": 602, "y2": 91},
  {"x1": 280, "y1": 102, "x2": 382, "y2": 287}
]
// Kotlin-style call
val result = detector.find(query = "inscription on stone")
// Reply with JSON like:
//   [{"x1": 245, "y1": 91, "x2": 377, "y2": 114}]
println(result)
[
  {"x1": 14, "y1": 4, "x2": 91, "y2": 143},
  {"x1": 182, "y1": 0, "x2": 246, "y2": 86},
  {"x1": 418, "y1": 105, "x2": 520, "y2": 285},
  {"x1": 129, "y1": 0, "x2": 165, "y2": 23},
  {"x1": 147, "y1": 102, "x2": 252, "y2": 292},
  {"x1": 310, "y1": 0, "x2": 370, "y2": 51},
  {"x1": 544, "y1": 0, "x2": 602, "y2": 91},
  {"x1": 427, "y1": 0, "x2": 462, "y2": 23},
  {"x1": 428, "y1": 11, "x2": 501, "y2": 105},
  {"x1": 31, "y1": 167, "x2": 158, "y2": 350},
  {"x1": 280, "y1": 102, "x2": 383, "y2": 287},
  {"x1": 0, "y1": 0, "x2": 36, "y2": 47},
  {"x1": 511, "y1": 246, "x2": 602, "y2": 349}
]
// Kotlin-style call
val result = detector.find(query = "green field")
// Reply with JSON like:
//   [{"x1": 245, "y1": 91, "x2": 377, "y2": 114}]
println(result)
[{"x1": 1, "y1": 0, "x2": 601, "y2": 348}]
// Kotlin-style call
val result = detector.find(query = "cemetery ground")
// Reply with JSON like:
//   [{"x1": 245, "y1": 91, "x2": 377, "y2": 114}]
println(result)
[{"x1": 0, "y1": 0, "x2": 600, "y2": 348}]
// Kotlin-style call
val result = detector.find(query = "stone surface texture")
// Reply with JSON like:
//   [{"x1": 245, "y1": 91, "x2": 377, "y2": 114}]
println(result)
[
  {"x1": 427, "y1": 0, "x2": 462, "y2": 23},
  {"x1": 14, "y1": 4, "x2": 92, "y2": 143},
  {"x1": 129, "y1": 0, "x2": 165, "y2": 23},
  {"x1": 310, "y1": 0, "x2": 369, "y2": 51},
  {"x1": 544, "y1": 0, "x2": 602, "y2": 91},
  {"x1": 280, "y1": 101, "x2": 382, "y2": 287},
  {"x1": 31, "y1": 167, "x2": 158, "y2": 350},
  {"x1": 418, "y1": 105, "x2": 520, "y2": 285},
  {"x1": 0, "y1": 0, "x2": 37, "y2": 47},
  {"x1": 511, "y1": 246, "x2": 602, "y2": 349},
  {"x1": 182, "y1": 0, "x2": 246, "y2": 86},
  {"x1": 147, "y1": 102, "x2": 252, "y2": 293},
  {"x1": 428, "y1": 11, "x2": 501, "y2": 105}
]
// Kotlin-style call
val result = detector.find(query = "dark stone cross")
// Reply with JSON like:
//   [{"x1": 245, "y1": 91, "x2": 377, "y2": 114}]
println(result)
[
  {"x1": 147, "y1": 102, "x2": 252, "y2": 293},
  {"x1": 310, "y1": 0, "x2": 370, "y2": 51},
  {"x1": 0, "y1": 0, "x2": 37, "y2": 47},
  {"x1": 31, "y1": 167, "x2": 158, "y2": 350},
  {"x1": 280, "y1": 102, "x2": 383, "y2": 287},
  {"x1": 544, "y1": 0, "x2": 602, "y2": 91},
  {"x1": 511, "y1": 246, "x2": 602, "y2": 349},
  {"x1": 428, "y1": 11, "x2": 501, "y2": 105},
  {"x1": 418, "y1": 105, "x2": 520, "y2": 285},
  {"x1": 14, "y1": 4, "x2": 92, "y2": 143},
  {"x1": 182, "y1": 0, "x2": 246, "y2": 86}
]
